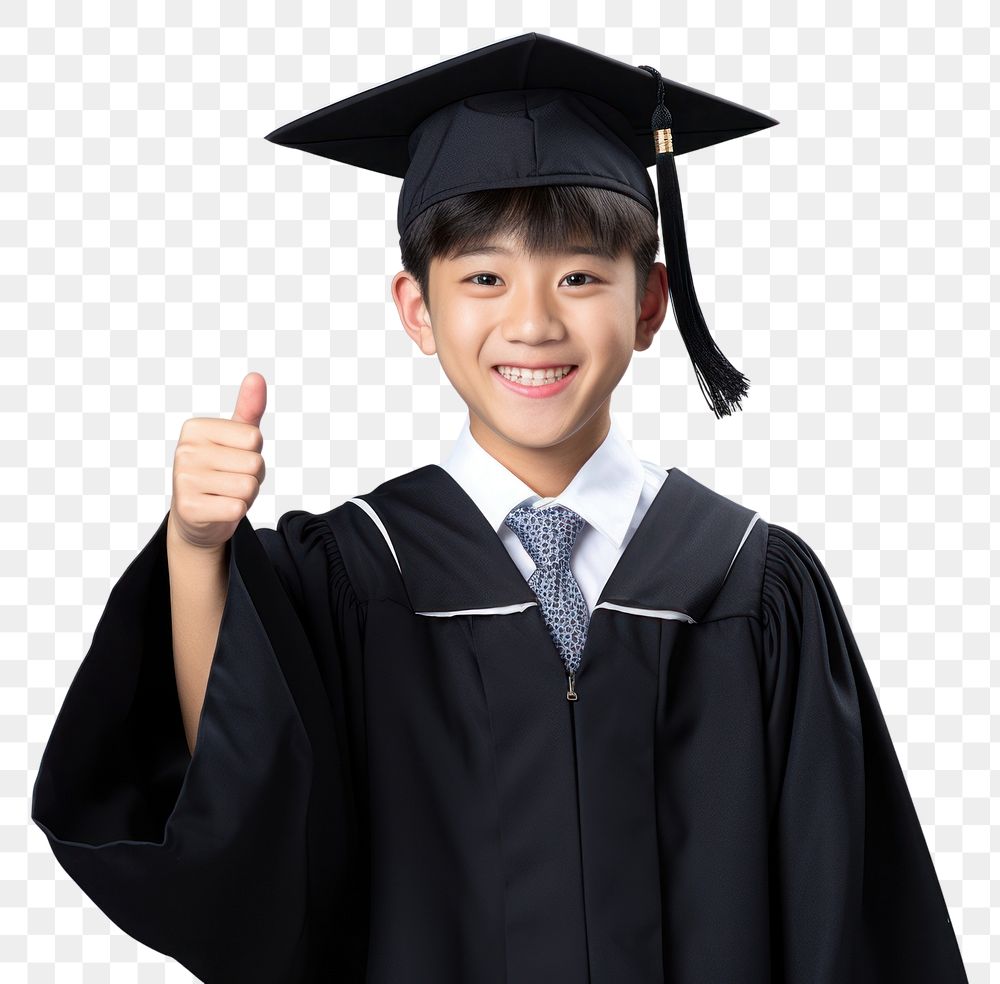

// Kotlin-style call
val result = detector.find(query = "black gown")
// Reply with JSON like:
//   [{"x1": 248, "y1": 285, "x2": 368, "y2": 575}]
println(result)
[{"x1": 30, "y1": 464, "x2": 969, "y2": 983}]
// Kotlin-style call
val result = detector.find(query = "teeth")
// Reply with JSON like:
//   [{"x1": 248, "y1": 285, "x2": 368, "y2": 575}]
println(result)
[{"x1": 496, "y1": 365, "x2": 574, "y2": 385}]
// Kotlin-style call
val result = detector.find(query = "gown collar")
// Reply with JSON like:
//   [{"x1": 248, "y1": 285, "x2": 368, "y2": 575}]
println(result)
[{"x1": 355, "y1": 461, "x2": 758, "y2": 623}]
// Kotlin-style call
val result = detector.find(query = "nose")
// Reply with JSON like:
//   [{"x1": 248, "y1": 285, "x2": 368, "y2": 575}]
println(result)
[{"x1": 499, "y1": 285, "x2": 568, "y2": 345}]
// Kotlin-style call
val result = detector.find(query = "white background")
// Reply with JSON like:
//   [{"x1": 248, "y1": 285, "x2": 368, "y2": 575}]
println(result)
[{"x1": 9, "y1": 2, "x2": 994, "y2": 981}]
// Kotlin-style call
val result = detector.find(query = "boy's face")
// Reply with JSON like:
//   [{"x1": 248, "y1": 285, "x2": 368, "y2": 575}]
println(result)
[{"x1": 391, "y1": 230, "x2": 668, "y2": 455}]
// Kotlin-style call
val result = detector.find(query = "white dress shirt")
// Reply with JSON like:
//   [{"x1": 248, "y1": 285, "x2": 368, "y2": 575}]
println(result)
[{"x1": 439, "y1": 416, "x2": 669, "y2": 615}]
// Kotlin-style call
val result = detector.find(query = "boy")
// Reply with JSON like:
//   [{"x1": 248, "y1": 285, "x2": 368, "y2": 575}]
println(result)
[{"x1": 31, "y1": 33, "x2": 968, "y2": 984}]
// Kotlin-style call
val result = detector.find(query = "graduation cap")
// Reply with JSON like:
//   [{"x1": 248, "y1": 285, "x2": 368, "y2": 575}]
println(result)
[{"x1": 264, "y1": 32, "x2": 778, "y2": 418}]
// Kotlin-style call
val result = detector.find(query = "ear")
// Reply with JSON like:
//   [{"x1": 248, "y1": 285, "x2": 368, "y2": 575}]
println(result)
[
  {"x1": 390, "y1": 269, "x2": 437, "y2": 356},
  {"x1": 634, "y1": 261, "x2": 668, "y2": 353}
]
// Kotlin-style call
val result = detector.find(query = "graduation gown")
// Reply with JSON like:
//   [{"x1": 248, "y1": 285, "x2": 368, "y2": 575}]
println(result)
[{"x1": 31, "y1": 464, "x2": 969, "y2": 983}]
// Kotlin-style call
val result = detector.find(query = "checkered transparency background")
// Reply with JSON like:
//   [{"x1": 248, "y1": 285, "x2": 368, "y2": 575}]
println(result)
[{"x1": 6, "y1": 2, "x2": 994, "y2": 981}]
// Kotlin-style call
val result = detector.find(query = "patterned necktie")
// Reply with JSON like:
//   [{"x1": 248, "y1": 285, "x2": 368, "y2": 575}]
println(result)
[{"x1": 504, "y1": 502, "x2": 590, "y2": 697}]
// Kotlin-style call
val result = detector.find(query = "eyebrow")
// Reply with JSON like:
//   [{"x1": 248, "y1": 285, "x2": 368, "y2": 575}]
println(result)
[{"x1": 451, "y1": 244, "x2": 613, "y2": 260}]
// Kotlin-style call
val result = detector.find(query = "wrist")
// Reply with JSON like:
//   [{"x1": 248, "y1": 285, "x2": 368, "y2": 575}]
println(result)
[{"x1": 166, "y1": 511, "x2": 229, "y2": 559}]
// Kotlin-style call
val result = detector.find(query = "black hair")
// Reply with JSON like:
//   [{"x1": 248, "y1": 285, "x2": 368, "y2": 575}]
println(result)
[{"x1": 398, "y1": 185, "x2": 660, "y2": 311}]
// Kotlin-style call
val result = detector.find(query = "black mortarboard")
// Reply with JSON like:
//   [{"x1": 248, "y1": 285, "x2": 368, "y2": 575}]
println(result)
[{"x1": 264, "y1": 32, "x2": 778, "y2": 417}]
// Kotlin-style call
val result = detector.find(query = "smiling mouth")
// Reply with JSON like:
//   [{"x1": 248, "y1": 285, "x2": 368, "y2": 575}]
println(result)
[
  {"x1": 493, "y1": 364, "x2": 577, "y2": 385},
  {"x1": 491, "y1": 364, "x2": 580, "y2": 397}
]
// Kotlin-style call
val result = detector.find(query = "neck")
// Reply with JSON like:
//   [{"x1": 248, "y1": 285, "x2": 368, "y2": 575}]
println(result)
[{"x1": 468, "y1": 405, "x2": 611, "y2": 499}]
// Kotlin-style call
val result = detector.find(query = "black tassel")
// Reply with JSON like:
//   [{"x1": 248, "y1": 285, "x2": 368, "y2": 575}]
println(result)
[{"x1": 638, "y1": 65, "x2": 750, "y2": 418}]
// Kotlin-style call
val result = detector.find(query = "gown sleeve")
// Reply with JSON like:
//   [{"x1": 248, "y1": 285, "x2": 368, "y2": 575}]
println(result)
[
  {"x1": 760, "y1": 523, "x2": 968, "y2": 983},
  {"x1": 29, "y1": 508, "x2": 366, "y2": 983}
]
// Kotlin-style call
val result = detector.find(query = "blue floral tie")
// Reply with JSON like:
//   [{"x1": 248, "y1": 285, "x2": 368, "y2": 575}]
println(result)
[{"x1": 504, "y1": 502, "x2": 590, "y2": 697}]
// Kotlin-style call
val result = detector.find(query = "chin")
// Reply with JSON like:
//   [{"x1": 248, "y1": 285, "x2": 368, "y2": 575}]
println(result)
[{"x1": 489, "y1": 415, "x2": 577, "y2": 448}]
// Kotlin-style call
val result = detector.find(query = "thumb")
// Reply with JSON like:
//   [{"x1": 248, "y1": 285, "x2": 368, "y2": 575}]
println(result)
[{"x1": 231, "y1": 371, "x2": 267, "y2": 427}]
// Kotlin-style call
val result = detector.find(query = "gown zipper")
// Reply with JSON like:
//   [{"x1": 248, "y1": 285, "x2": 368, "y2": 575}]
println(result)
[{"x1": 565, "y1": 666, "x2": 591, "y2": 980}]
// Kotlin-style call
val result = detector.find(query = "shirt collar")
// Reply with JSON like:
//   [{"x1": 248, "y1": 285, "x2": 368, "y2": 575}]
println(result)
[{"x1": 440, "y1": 415, "x2": 645, "y2": 549}]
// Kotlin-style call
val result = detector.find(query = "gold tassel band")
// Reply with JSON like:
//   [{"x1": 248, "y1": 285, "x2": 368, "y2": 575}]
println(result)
[{"x1": 653, "y1": 127, "x2": 673, "y2": 154}]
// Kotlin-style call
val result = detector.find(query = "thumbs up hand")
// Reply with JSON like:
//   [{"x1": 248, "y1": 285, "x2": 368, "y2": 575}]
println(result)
[{"x1": 169, "y1": 372, "x2": 268, "y2": 551}]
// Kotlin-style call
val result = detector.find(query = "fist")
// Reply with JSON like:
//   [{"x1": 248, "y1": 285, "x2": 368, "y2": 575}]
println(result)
[{"x1": 169, "y1": 371, "x2": 268, "y2": 551}]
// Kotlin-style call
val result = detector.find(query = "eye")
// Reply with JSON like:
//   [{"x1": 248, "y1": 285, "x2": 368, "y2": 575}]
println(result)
[
  {"x1": 468, "y1": 273, "x2": 502, "y2": 287},
  {"x1": 561, "y1": 272, "x2": 601, "y2": 288}
]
